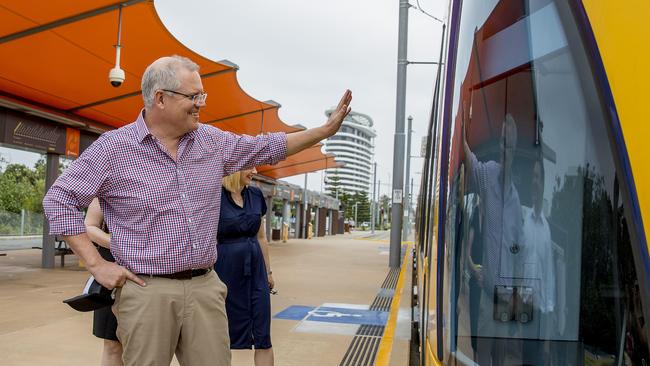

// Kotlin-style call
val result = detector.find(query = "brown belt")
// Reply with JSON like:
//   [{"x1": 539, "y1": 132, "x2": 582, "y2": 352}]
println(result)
[{"x1": 138, "y1": 268, "x2": 211, "y2": 280}]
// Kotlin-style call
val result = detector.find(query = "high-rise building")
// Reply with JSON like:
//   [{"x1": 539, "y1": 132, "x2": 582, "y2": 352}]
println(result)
[{"x1": 324, "y1": 109, "x2": 376, "y2": 195}]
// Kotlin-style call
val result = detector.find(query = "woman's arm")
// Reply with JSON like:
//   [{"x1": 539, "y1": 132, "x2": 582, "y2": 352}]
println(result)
[
  {"x1": 84, "y1": 198, "x2": 111, "y2": 249},
  {"x1": 257, "y1": 217, "x2": 274, "y2": 289}
]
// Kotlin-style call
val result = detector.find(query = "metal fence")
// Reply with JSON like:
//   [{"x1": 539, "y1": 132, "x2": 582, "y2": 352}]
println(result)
[{"x1": 0, "y1": 209, "x2": 44, "y2": 236}]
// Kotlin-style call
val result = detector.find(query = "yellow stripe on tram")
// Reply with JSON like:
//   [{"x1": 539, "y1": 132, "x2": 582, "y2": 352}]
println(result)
[
  {"x1": 582, "y1": 0, "x2": 650, "y2": 251},
  {"x1": 374, "y1": 244, "x2": 410, "y2": 365},
  {"x1": 426, "y1": 340, "x2": 443, "y2": 366}
]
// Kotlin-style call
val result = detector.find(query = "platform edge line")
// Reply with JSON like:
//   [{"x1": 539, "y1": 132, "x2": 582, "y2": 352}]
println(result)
[{"x1": 374, "y1": 244, "x2": 410, "y2": 365}]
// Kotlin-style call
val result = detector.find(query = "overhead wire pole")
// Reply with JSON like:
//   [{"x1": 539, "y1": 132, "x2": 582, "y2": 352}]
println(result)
[
  {"x1": 402, "y1": 115, "x2": 413, "y2": 241},
  {"x1": 410, "y1": 177, "x2": 414, "y2": 227},
  {"x1": 378, "y1": 179, "x2": 382, "y2": 228},
  {"x1": 371, "y1": 162, "x2": 377, "y2": 234},
  {"x1": 389, "y1": 0, "x2": 409, "y2": 268}
]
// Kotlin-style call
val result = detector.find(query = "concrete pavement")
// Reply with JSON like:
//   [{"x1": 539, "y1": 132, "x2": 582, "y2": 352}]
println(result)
[{"x1": 0, "y1": 231, "x2": 411, "y2": 365}]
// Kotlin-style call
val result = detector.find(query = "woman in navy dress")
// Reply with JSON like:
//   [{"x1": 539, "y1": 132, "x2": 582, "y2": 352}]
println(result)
[{"x1": 216, "y1": 167, "x2": 275, "y2": 366}]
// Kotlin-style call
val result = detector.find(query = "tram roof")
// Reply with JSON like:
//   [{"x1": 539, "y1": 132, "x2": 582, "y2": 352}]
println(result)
[{"x1": 0, "y1": 0, "x2": 340, "y2": 179}]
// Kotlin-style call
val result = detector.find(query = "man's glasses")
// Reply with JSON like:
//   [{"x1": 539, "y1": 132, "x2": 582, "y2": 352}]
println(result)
[{"x1": 162, "y1": 89, "x2": 208, "y2": 105}]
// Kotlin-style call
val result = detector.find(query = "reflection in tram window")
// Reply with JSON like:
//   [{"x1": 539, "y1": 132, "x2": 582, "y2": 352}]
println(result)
[
  {"x1": 521, "y1": 157, "x2": 555, "y2": 330},
  {"x1": 440, "y1": 0, "x2": 650, "y2": 365}
]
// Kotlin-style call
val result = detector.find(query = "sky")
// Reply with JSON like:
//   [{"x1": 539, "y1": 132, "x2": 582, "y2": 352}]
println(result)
[
  {"x1": 1, "y1": 0, "x2": 448, "y2": 200},
  {"x1": 154, "y1": 0, "x2": 448, "y2": 197}
]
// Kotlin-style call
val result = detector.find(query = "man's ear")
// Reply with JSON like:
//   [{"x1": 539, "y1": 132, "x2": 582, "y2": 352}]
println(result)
[{"x1": 154, "y1": 91, "x2": 165, "y2": 109}]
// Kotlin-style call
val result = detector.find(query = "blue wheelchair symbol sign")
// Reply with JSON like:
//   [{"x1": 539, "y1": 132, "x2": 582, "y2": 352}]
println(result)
[
  {"x1": 275, "y1": 305, "x2": 388, "y2": 326},
  {"x1": 308, "y1": 309, "x2": 363, "y2": 319}
]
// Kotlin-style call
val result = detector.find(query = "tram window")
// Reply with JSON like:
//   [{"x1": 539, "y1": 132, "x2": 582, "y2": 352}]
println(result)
[{"x1": 440, "y1": 0, "x2": 650, "y2": 365}]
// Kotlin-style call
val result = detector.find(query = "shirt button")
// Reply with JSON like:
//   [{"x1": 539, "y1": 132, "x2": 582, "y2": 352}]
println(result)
[
  {"x1": 188, "y1": 218, "x2": 193, "y2": 223},
  {"x1": 182, "y1": 193, "x2": 187, "y2": 198}
]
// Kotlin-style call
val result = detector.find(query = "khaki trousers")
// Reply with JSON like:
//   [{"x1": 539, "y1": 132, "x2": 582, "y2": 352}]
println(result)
[{"x1": 112, "y1": 271, "x2": 230, "y2": 366}]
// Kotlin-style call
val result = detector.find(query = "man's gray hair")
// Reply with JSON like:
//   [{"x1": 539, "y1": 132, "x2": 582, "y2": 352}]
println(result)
[{"x1": 141, "y1": 55, "x2": 200, "y2": 108}]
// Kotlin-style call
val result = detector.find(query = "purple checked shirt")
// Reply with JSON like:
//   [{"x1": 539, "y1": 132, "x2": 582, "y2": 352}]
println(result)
[{"x1": 43, "y1": 111, "x2": 287, "y2": 274}]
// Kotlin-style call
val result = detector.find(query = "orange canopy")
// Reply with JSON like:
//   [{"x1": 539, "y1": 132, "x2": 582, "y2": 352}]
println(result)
[
  {"x1": 0, "y1": 0, "x2": 340, "y2": 178},
  {"x1": 257, "y1": 144, "x2": 339, "y2": 180}
]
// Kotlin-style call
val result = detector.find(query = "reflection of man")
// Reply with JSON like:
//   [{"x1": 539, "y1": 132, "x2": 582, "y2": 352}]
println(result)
[
  {"x1": 521, "y1": 157, "x2": 555, "y2": 365},
  {"x1": 521, "y1": 157, "x2": 555, "y2": 318},
  {"x1": 463, "y1": 113, "x2": 523, "y2": 363},
  {"x1": 463, "y1": 113, "x2": 523, "y2": 298},
  {"x1": 43, "y1": 55, "x2": 352, "y2": 366}
]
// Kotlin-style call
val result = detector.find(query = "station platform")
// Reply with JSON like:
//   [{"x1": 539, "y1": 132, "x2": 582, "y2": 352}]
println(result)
[{"x1": 0, "y1": 231, "x2": 412, "y2": 366}]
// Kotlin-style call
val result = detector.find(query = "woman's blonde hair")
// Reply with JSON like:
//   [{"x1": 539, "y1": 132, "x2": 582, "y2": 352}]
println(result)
[{"x1": 222, "y1": 171, "x2": 243, "y2": 193}]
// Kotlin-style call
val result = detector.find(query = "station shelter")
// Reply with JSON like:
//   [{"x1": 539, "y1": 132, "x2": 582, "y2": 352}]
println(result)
[{"x1": 0, "y1": 0, "x2": 342, "y2": 268}]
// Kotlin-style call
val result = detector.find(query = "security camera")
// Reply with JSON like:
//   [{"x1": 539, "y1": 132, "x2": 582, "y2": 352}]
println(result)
[
  {"x1": 109, "y1": 5, "x2": 125, "y2": 87},
  {"x1": 108, "y1": 67, "x2": 125, "y2": 87}
]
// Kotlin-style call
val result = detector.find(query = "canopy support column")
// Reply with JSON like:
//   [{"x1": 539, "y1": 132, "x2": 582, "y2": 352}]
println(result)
[
  {"x1": 295, "y1": 202, "x2": 302, "y2": 239},
  {"x1": 41, "y1": 153, "x2": 59, "y2": 268}
]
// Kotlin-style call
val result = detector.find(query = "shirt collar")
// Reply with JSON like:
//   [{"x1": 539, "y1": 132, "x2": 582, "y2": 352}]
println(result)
[
  {"x1": 135, "y1": 109, "x2": 151, "y2": 143},
  {"x1": 184, "y1": 126, "x2": 198, "y2": 141},
  {"x1": 134, "y1": 109, "x2": 199, "y2": 143},
  {"x1": 529, "y1": 208, "x2": 544, "y2": 224}
]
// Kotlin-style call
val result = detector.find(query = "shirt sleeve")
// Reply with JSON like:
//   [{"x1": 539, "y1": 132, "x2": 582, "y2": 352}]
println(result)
[
  {"x1": 206, "y1": 126, "x2": 287, "y2": 176},
  {"x1": 249, "y1": 186, "x2": 267, "y2": 216},
  {"x1": 42, "y1": 139, "x2": 112, "y2": 235},
  {"x1": 466, "y1": 150, "x2": 489, "y2": 196}
]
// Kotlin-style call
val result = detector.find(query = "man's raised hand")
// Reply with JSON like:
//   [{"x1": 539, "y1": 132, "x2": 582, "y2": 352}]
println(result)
[{"x1": 324, "y1": 90, "x2": 352, "y2": 136}]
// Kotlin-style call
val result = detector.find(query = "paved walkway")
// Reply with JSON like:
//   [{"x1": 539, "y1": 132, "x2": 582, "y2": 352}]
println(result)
[{"x1": 0, "y1": 231, "x2": 411, "y2": 365}]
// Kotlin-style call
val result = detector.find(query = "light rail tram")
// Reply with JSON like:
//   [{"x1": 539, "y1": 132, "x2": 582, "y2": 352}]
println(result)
[{"x1": 411, "y1": 0, "x2": 650, "y2": 365}]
